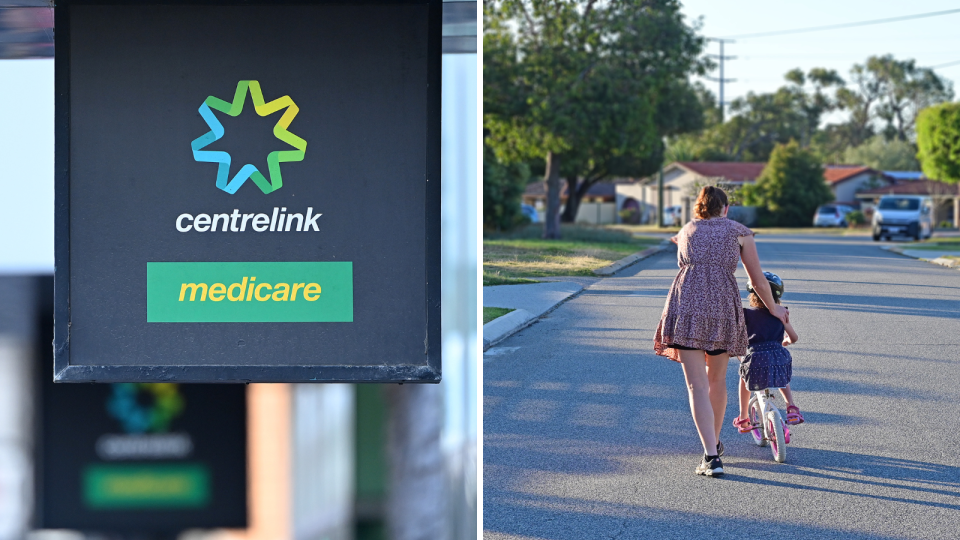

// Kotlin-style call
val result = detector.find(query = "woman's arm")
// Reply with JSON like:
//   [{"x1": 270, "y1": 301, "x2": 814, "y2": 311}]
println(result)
[
  {"x1": 738, "y1": 235, "x2": 789, "y2": 324},
  {"x1": 782, "y1": 320, "x2": 799, "y2": 346}
]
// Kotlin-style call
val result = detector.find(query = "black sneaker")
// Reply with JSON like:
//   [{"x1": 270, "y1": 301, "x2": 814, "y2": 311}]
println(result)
[
  {"x1": 695, "y1": 455, "x2": 724, "y2": 476},
  {"x1": 717, "y1": 441, "x2": 724, "y2": 457}
]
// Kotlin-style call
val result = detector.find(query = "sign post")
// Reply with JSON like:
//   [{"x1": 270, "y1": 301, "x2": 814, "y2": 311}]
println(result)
[{"x1": 54, "y1": 0, "x2": 442, "y2": 382}]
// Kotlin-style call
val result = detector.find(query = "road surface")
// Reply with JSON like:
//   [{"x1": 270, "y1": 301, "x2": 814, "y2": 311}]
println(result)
[{"x1": 483, "y1": 233, "x2": 960, "y2": 540}]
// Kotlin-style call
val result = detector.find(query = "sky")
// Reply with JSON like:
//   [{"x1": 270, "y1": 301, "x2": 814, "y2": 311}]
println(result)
[
  {"x1": 680, "y1": 0, "x2": 960, "y2": 121},
  {"x1": 0, "y1": 59, "x2": 53, "y2": 273}
]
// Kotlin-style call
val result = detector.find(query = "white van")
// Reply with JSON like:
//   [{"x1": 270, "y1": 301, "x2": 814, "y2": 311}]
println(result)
[{"x1": 872, "y1": 195, "x2": 934, "y2": 241}]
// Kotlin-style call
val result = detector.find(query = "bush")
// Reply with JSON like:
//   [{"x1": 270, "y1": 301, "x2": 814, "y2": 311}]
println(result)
[
  {"x1": 483, "y1": 146, "x2": 531, "y2": 231},
  {"x1": 742, "y1": 141, "x2": 834, "y2": 227},
  {"x1": 940, "y1": 220, "x2": 954, "y2": 229},
  {"x1": 917, "y1": 103, "x2": 960, "y2": 183},
  {"x1": 846, "y1": 210, "x2": 866, "y2": 226}
]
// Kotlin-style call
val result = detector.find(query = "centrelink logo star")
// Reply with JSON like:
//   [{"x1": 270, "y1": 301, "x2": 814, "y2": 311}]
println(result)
[{"x1": 191, "y1": 81, "x2": 307, "y2": 195}]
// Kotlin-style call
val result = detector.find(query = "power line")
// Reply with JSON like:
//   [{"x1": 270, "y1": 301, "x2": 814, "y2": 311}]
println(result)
[
  {"x1": 722, "y1": 8, "x2": 960, "y2": 40},
  {"x1": 930, "y1": 59, "x2": 960, "y2": 69}
]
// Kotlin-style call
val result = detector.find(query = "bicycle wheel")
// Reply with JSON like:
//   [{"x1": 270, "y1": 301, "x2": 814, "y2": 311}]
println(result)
[
  {"x1": 768, "y1": 409, "x2": 786, "y2": 463},
  {"x1": 748, "y1": 400, "x2": 766, "y2": 447}
]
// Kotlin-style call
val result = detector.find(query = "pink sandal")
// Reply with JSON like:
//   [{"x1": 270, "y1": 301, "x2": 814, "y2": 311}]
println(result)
[
  {"x1": 786, "y1": 405, "x2": 805, "y2": 425},
  {"x1": 732, "y1": 417, "x2": 758, "y2": 434}
]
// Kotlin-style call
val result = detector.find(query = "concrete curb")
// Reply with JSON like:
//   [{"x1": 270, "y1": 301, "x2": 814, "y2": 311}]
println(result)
[
  {"x1": 482, "y1": 309, "x2": 535, "y2": 351},
  {"x1": 880, "y1": 244, "x2": 960, "y2": 269},
  {"x1": 482, "y1": 283, "x2": 584, "y2": 351},
  {"x1": 931, "y1": 257, "x2": 960, "y2": 268},
  {"x1": 593, "y1": 241, "x2": 670, "y2": 277}
]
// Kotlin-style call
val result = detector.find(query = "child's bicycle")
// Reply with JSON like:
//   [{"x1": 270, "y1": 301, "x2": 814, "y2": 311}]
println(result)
[{"x1": 746, "y1": 387, "x2": 791, "y2": 463}]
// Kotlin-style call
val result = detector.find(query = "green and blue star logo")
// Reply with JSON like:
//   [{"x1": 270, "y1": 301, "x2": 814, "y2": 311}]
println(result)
[
  {"x1": 106, "y1": 383, "x2": 185, "y2": 434},
  {"x1": 191, "y1": 81, "x2": 307, "y2": 195}
]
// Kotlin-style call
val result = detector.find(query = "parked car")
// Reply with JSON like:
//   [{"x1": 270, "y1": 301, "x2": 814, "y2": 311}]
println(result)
[
  {"x1": 520, "y1": 203, "x2": 539, "y2": 223},
  {"x1": 662, "y1": 205, "x2": 682, "y2": 226},
  {"x1": 872, "y1": 195, "x2": 933, "y2": 241},
  {"x1": 813, "y1": 204, "x2": 854, "y2": 227}
]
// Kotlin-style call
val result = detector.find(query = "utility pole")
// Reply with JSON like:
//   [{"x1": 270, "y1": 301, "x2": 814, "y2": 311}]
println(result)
[
  {"x1": 657, "y1": 164, "x2": 664, "y2": 228},
  {"x1": 705, "y1": 38, "x2": 736, "y2": 123}
]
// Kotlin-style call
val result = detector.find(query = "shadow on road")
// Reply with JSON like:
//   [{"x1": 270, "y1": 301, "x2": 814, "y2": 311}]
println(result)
[
  {"x1": 483, "y1": 490, "x2": 917, "y2": 540},
  {"x1": 730, "y1": 448, "x2": 960, "y2": 511}
]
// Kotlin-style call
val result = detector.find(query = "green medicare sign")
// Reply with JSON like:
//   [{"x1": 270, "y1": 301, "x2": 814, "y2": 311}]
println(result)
[
  {"x1": 54, "y1": 0, "x2": 441, "y2": 383},
  {"x1": 147, "y1": 262, "x2": 353, "y2": 322}
]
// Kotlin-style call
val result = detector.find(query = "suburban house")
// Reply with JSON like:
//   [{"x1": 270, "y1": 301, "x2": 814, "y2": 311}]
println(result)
[
  {"x1": 615, "y1": 162, "x2": 765, "y2": 224},
  {"x1": 522, "y1": 180, "x2": 624, "y2": 224},
  {"x1": 614, "y1": 161, "x2": 895, "y2": 225},
  {"x1": 824, "y1": 166, "x2": 887, "y2": 207}
]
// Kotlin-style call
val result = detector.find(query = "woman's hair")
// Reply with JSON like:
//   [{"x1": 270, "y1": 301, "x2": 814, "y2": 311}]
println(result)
[
  {"x1": 694, "y1": 186, "x2": 729, "y2": 219},
  {"x1": 748, "y1": 291, "x2": 781, "y2": 308}
]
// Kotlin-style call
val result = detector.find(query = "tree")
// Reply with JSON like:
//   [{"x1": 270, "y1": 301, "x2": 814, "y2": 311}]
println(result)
[
  {"x1": 676, "y1": 57, "x2": 953, "y2": 166},
  {"x1": 916, "y1": 102, "x2": 960, "y2": 183},
  {"x1": 784, "y1": 67, "x2": 845, "y2": 148},
  {"x1": 843, "y1": 136, "x2": 920, "y2": 171},
  {"x1": 742, "y1": 140, "x2": 833, "y2": 227},
  {"x1": 483, "y1": 145, "x2": 531, "y2": 231},
  {"x1": 483, "y1": 0, "x2": 706, "y2": 238},
  {"x1": 829, "y1": 55, "x2": 953, "y2": 146},
  {"x1": 867, "y1": 55, "x2": 954, "y2": 142},
  {"x1": 702, "y1": 88, "x2": 804, "y2": 162},
  {"x1": 559, "y1": 78, "x2": 705, "y2": 223}
]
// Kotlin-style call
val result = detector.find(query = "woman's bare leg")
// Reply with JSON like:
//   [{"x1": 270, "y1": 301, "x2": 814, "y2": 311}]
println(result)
[
  {"x1": 705, "y1": 353, "x2": 730, "y2": 441},
  {"x1": 678, "y1": 349, "x2": 717, "y2": 455}
]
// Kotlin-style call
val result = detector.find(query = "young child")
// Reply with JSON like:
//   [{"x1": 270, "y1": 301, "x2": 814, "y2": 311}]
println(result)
[{"x1": 732, "y1": 271, "x2": 805, "y2": 433}]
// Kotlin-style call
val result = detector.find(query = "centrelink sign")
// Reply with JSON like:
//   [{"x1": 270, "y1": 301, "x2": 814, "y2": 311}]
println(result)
[{"x1": 54, "y1": 0, "x2": 441, "y2": 383}]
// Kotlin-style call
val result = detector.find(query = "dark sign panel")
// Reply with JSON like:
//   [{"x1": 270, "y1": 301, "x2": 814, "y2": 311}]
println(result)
[
  {"x1": 54, "y1": 0, "x2": 441, "y2": 382},
  {"x1": 36, "y1": 357, "x2": 247, "y2": 531}
]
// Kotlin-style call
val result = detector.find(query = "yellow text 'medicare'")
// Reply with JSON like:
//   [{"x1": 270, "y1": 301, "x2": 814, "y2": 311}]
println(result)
[{"x1": 178, "y1": 277, "x2": 321, "y2": 302}]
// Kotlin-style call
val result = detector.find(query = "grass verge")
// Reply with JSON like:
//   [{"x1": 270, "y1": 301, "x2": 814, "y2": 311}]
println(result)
[
  {"x1": 483, "y1": 307, "x2": 515, "y2": 324},
  {"x1": 483, "y1": 271, "x2": 539, "y2": 286},
  {"x1": 900, "y1": 244, "x2": 960, "y2": 251},
  {"x1": 484, "y1": 224, "x2": 659, "y2": 279}
]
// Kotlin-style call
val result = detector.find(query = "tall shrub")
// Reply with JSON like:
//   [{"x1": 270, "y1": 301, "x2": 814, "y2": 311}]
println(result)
[
  {"x1": 742, "y1": 140, "x2": 834, "y2": 226},
  {"x1": 916, "y1": 102, "x2": 960, "y2": 183}
]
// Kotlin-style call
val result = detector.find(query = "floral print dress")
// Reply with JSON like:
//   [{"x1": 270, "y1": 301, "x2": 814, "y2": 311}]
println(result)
[{"x1": 654, "y1": 217, "x2": 754, "y2": 362}]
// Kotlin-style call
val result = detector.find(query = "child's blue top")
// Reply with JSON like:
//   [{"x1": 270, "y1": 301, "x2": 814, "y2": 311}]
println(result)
[
  {"x1": 743, "y1": 306, "x2": 784, "y2": 344},
  {"x1": 740, "y1": 306, "x2": 792, "y2": 390}
]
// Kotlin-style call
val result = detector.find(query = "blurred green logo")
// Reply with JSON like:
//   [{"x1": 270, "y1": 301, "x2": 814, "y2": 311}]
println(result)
[{"x1": 106, "y1": 383, "x2": 185, "y2": 434}]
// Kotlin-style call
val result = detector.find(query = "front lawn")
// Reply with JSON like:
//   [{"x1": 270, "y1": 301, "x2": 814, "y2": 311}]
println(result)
[
  {"x1": 482, "y1": 271, "x2": 539, "y2": 286},
  {"x1": 483, "y1": 224, "x2": 659, "y2": 279},
  {"x1": 483, "y1": 307, "x2": 515, "y2": 324}
]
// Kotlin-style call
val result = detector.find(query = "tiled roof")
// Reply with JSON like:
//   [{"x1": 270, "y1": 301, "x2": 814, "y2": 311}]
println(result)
[
  {"x1": 882, "y1": 171, "x2": 925, "y2": 182},
  {"x1": 823, "y1": 165, "x2": 874, "y2": 184},
  {"x1": 857, "y1": 180, "x2": 960, "y2": 196},
  {"x1": 675, "y1": 162, "x2": 766, "y2": 183}
]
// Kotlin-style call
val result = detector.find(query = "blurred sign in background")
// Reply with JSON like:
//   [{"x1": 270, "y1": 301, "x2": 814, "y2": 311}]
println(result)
[{"x1": 0, "y1": 0, "x2": 476, "y2": 538}]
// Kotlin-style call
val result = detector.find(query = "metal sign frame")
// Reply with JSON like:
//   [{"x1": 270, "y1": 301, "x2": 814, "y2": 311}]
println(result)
[{"x1": 54, "y1": 0, "x2": 442, "y2": 383}]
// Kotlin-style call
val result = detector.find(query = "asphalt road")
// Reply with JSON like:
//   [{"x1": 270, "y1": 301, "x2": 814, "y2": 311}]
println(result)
[{"x1": 483, "y1": 234, "x2": 960, "y2": 540}]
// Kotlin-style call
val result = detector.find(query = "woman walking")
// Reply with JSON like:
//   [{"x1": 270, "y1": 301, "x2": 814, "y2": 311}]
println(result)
[{"x1": 654, "y1": 186, "x2": 788, "y2": 476}]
